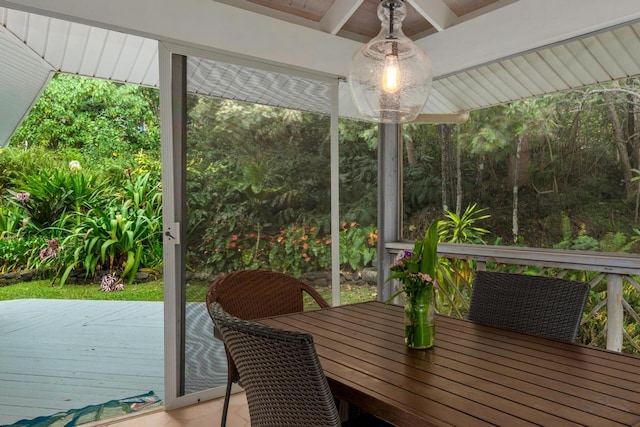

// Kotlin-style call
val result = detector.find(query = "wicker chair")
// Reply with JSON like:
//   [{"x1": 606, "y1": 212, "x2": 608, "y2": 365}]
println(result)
[
  {"x1": 210, "y1": 302, "x2": 341, "y2": 427},
  {"x1": 467, "y1": 271, "x2": 590, "y2": 342},
  {"x1": 206, "y1": 269, "x2": 330, "y2": 426}
]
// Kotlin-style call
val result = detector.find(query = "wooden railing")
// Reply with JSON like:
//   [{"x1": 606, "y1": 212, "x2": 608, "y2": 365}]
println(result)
[{"x1": 385, "y1": 242, "x2": 640, "y2": 354}]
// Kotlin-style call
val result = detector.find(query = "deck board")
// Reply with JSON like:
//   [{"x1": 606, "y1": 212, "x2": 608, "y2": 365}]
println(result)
[{"x1": 0, "y1": 299, "x2": 227, "y2": 426}]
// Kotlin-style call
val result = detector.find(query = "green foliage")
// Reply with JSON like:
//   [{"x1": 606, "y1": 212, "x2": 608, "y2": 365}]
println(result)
[
  {"x1": 196, "y1": 218, "x2": 375, "y2": 277},
  {"x1": 268, "y1": 224, "x2": 332, "y2": 277},
  {"x1": 120, "y1": 171, "x2": 162, "y2": 217},
  {"x1": 1, "y1": 133, "x2": 163, "y2": 279},
  {"x1": 185, "y1": 98, "x2": 379, "y2": 275},
  {"x1": 0, "y1": 145, "x2": 73, "y2": 190},
  {"x1": 440, "y1": 204, "x2": 490, "y2": 244},
  {"x1": 339, "y1": 222, "x2": 377, "y2": 271},
  {"x1": 0, "y1": 235, "x2": 47, "y2": 274},
  {"x1": 403, "y1": 164, "x2": 440, "y2": 218},
  {"x1": 195, "y1": 209, "x2": 264, "y2": 273},
  {"x1": 435, "y1": 205, "x2": 491, "y2": 316},
  {"x1": 554, "y1": 212, "x2": 600, "y2": 251},
  {"x1": 50, "y1": 199, "x2": 162, "y2": 286},
  {"x1": 8, "y1": 166, "x2": 110, "y2": 228},
  {"x1": 10, "y1": 74, "x2": 160, "y2": 163},
  {"x1": 0, "y1": 204, "x2": 32, "y2": 238},
  {"x1": 599, "y1": 232, "x2": 636, "y2": 253},
  {"x1": 1, "y1": 148, "x2": 162, "y2": 282},
  {"x1": 338, "y1": 120, "x2": 378, "y2": 225}
]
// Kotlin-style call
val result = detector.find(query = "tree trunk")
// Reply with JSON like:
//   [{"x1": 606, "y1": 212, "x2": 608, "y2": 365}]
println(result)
[
  {"x1": 439, "y1": 124, "x2": 451, "y2": 213},
  {"x1": 567, "y1": 110, "x2": 580, "y2": 177},
  {"x1": 405, "y1": 135, "x2": 417, "y2": 166},
  {"x1": 455, "y1": 124, "x2": 462, "y2": 216},
  {"x1": 605, "y1": 92, "x2": 635, "y2": 200},
  {"x1": 476, "y1": 155, "x2": 485, "y2": 200},
  {"x1": 512, "y1": 136, "x2": 523, "y2": 244}
]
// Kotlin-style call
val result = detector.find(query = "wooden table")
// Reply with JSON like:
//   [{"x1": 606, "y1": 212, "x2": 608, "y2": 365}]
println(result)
[{"x1": 260, "y1": 301, "x2": 640, "y2": 426}]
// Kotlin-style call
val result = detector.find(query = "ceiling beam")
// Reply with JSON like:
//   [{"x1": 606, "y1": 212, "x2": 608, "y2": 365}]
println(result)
[
  {"x1": 2, "y1": 0, "x2": 640, "y2": 83},
  {"x1": 407, "y1": 0, "x2": 457, "y2": 32},
  {"x1": 215, "y1": 0, "x2": 322, "y2": 32},
  {"x1": 319, "y1": 0, "x2": 363, "y2": 35},
  {"x1": 0, "y1": 0, "x2": 360, "y2": 78}
]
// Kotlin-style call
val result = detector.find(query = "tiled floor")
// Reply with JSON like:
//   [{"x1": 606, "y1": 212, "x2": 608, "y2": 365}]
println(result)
[{"x1": 88, "y1": 393, "x2": 250, "y2": 427}]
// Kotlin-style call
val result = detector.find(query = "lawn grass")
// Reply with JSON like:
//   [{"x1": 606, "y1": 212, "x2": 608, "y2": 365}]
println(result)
[
  {"x1": 0, "y1": 279, "x2": 166, "y2": 301},
  {"x1": 0, "y1": 279, "x2": 378, "y2": 305}
]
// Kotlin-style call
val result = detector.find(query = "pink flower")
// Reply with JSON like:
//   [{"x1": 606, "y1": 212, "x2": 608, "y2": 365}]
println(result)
[
  {"x1": 101, "y1": 274, "x2": 124, "y2": 292},
  {"x1": 15, "y1": 192, "x2": 30, "y2": 203},
  {"x1": 39, "y1": 239, "x2": 59, "y2": 261},
  {"x1": 417, "y1": 273, "x2": 433, "y2": 282}
]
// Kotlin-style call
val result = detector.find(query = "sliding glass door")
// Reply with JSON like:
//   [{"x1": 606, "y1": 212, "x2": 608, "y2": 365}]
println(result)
[{"x1": 159, "y1": 43, "x2": 339, "y2": 408}]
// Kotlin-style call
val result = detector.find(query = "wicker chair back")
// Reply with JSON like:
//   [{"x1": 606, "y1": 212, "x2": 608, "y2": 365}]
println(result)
[
  {"x1": 206, "y1": 269, "x2": 330, "y2": 426},
  {"x1": 211, "y1": 302, "x2": 341, "y2": 427},
  {"x1": 468, "y1": 271, "x2": 590, "y2": 342}
]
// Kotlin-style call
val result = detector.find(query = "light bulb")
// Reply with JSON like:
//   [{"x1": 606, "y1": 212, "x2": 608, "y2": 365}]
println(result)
[
  {"x1": 382, "y1": 54, "x2": 400, "y2": 93},
  {"x1": 348, "y1": 0, "x2": 432, "y2": 123}
]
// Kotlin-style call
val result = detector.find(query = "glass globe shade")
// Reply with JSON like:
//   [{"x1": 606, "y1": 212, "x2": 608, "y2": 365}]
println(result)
[{"x1": 349, "y1": 0, "x2": 433, "y2": 123}]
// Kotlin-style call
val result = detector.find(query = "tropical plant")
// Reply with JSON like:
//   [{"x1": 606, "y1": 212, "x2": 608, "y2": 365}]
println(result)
[
  {"x1": 0, "y1": 204, "x2": 31, "y2": 238},
  {"x1": 439, "y1": 204, "x2": 490, "y2": 244},
  {"x1": 436, "y1": 204, "x2": 491, "y2": 316},
  {"x1": 268, "y1": 224, "x2": 331, "y2": 276},
  {"x1": 120, "y1": 171, "x2": 162, "y2": 216},
  {"x1": 0, "y1": 235, "x2": 48, "y2": 274},
  {"x1": 339, "y1": 222, "x2": 377, "y2": 271},
  {"x1": 8, "y1": 168, "x2": 110, "y2": 228},
  {"x1": 50, "y1": 201, "x2": 163, "y2": 285}
]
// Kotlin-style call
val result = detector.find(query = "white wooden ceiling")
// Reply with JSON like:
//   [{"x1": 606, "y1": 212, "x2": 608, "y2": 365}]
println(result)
[{"x1": 0, "y1": 0, "x2": 640, "y2": 146}]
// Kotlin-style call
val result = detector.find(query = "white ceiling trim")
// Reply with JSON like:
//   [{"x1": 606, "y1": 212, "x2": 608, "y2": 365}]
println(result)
[
  {"x1": 319, "y1": 0, "x2": 363, "y2": 35},
  {"x1": 408, "y1": 0, "x2": 457, "y2": 32}
]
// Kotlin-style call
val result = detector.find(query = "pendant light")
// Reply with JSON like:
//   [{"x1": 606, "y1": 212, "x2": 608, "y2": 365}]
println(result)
[{"x1": 349, "y1": 0, "x2": 432, "y2": 123}]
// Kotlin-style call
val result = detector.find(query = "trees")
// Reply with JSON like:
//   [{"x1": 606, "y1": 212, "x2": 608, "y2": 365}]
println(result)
[
  {"x1": 185, "y1": 97, "x2": 379, "y2": 273},
  {"x1": 595, "y1": 81, "x2": 640, "y2": 201},
  {"x1": 10, "y1": 73, "x2": 160, "y2": 163},
  {"x1": 402, "y1": 79, "x2": 640, "y2": 249},
  {"x1": 5, "y1": 72, "x2": 640, "y2": 280}
]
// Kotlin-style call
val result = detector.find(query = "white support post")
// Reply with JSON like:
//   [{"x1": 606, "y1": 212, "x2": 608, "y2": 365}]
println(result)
[
  {"x1": 377, "y1": 123, "x2": 402, "y2": 302},
  {"x1": 330, "y1": 79, "x2": 340, "y2": 307},
  {"x1": 606, "y1": 273, "x2": 624, "y2": 352}
]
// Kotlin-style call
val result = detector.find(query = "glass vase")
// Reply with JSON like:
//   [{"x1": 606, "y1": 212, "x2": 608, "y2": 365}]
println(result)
[{"x1": 404, "y1": 289, "x2": 435, "y2": 349}]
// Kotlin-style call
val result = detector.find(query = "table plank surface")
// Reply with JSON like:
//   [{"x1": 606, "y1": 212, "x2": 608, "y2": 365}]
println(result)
[{"x1": 260, "y1": 301, "x2": 640, "y2": 427}]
